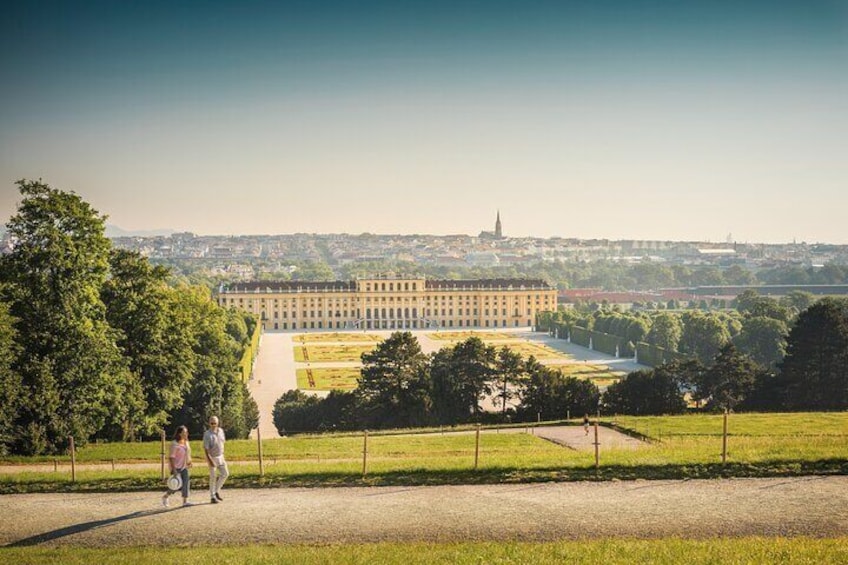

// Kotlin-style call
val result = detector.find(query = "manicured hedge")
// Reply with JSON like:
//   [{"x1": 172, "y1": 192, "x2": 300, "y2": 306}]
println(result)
[
  {"x1": 239, "y1": 318, "x2": 262, "y2": 382},
  {"x1": 635, "y1": 342, "x2": 688, "y2": 367}
]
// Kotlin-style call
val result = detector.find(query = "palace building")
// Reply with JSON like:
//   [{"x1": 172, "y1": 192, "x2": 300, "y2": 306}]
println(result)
[{"x1": 216, "y1": 277, "x2": 557, "y2": 331}]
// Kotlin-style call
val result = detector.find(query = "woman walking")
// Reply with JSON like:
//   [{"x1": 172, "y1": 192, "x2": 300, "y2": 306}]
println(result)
[{"x1": 162, "y1": 425, "x2": 193, "y2": 507}]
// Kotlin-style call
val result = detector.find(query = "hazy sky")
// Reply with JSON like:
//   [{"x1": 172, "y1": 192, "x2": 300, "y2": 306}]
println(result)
[{"x1": 2, "y1": 1, "x2": 847, "y2": 242}]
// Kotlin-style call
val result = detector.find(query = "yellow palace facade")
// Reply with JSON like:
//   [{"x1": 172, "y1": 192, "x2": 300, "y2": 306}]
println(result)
[{"x1": 216, "y1": 277, "x2": 557, "y2": 331}]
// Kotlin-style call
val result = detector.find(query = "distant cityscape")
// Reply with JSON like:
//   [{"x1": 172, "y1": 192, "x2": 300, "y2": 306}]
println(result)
[
  {"x1": 97, "y1": 213, "x2": 847, "y2": 274},
  {"x1": 8, "y1": 214, "x2": 846, "y2": 305}
]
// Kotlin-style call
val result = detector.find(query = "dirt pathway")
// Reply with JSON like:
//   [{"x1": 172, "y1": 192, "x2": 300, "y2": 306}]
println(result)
[{"x1": 2, "y1": 477, "x2": 846, "y2": 547}]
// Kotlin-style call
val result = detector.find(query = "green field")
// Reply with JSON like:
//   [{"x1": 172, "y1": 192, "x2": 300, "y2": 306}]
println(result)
[
  {"x1": 429, "y1": 331, "x2": 519, "y2": 340},
  {"x1": 432, "y1": 338, "x2": 570, "y2": 360},
  {"x1": 614, "y1": 412, "x2": 848, "y2": 439},
  {"x1": 294, "y1": 345, "x2": 377, "y2": 362},
  {"x1": 296, "y1": 367, "x2": 361, "y2": 390},
  {"x1": 495, "y1": 341, "x2": 570, "y2": 360},
  {"x1": 552, "y1": 364, "x2": 625, "y2": 387},
  {"x1": 2, "y1": 537, "x2": 846, "y2": 565},
  {"x1": 295, "y1": 332, "x2": 382, "y2": 343},
  {"x1": 2, "y1": 413, "x2": 846, "y2": 493}
]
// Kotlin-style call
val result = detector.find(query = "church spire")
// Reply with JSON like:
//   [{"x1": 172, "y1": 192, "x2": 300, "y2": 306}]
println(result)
[{"x1": 495, "y1": 210, "x2": 502, "y2": 239}]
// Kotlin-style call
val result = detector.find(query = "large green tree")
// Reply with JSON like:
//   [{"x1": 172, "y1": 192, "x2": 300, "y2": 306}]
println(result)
[
  {"x1": 0, "y1": 299, "x2": 21, "y2": 454},
  {"x1": 733, "y1": 316, "x2": 789, "y2": 369},
  {"x1": 694, "y1": 344, "x2": 762, "y2": 411},
  {"x1": 0, "y1": 180, "x2": 133, "y2": 453},
  {"x1": 167, "y1": 286, "x2": 252, "y2": 437},
  {"x1": 646, "y1": 312, "x2": 683, "y2": 351},
  {"x1": 102, "y1": 249, "x2": 196, "y2": 438},
  {"x1": 494, "y1": 346, "x2": 524, "y2": 414},
  {"x1": 358, "y1": 331, "x2": 431, "y2": 428},
  {"x1": 680, "y1": 312, "x2": 731, "y2": 363},
  {"x1": 518, "y1": 362, "x2": 600, "y2": 421},
  {"x1": 430, "y1": 337, "x2": 497, "y2": 423},
  {"x1": 603, "y1": 366, "x2": 686, "y2": 416},
  {"x1": 779, "y1": 298, "x2": 848, "y2": 410}
]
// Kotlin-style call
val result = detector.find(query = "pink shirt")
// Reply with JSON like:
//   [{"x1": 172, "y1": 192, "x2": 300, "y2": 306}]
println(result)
[{"x1": 170, "y1": 441, "x2": 190, "y2": 470}]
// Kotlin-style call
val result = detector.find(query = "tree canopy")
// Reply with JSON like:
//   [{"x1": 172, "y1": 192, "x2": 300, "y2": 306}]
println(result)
[{"x1": 0, "y1": 180, "x2": 259, "y2": 454}]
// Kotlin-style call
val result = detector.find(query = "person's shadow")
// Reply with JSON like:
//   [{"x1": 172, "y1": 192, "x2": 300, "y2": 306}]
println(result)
[{"x1": 7, "y1": 507, "x2": 181, "y2": 547}]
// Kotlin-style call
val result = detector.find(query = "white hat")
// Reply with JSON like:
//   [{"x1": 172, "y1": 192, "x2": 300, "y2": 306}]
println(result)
[{"x1": 167, "y1": 474, "x2": 183, "y2": 491}]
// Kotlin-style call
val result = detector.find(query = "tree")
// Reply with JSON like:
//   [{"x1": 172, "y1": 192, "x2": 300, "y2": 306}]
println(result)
[
  {"x1": 272, "y1": 389, "x2": 321, "y2": 433},
  {"x1": 0, "y1": 299, "x2": 21, "y2": 454},
  {"x1": 430, "y1": 337, "x2": 497, "y2": 424},
  {"x1": 724, "y1": 265, "x2": 757, "y2": 285},
  {"x1": 358, "y1": 332, "x2": 431, "y2": 428},
  {"x1": 680, "y1": 312, "x2": 731, "y2": 363},
  {"x1": 626, "y1": 317, "x2": 651, "y2": 345},
  {"x1": 739, "y1": 296, "x2": 792, "y2": 324},
  {"x1": 0, "y1": 180, "x2": 132, "y2": 454},
  {"x1": 733, "y1": 290, "x2": 760, "y2": 313},
  {"x1": 781, "y1": 291, "x2": 815, "y2": 317},
  {"x1": 518, "y1": 363, "x2": 599, "y2": 421},
  {"x1": 733, "y1": 316, "x2": 789, "y2": 369},
  {"x1": 168, "y1": 286, "x2": 250, "y2": 437},
  {"x1": 693, "y1": 344, "x2": 762, "y2": 411},
  {"x1": 646, "y1": 312, "x2": 682, "y2": 351},
  {"x1": 494, "y1": 346, "x2": 524, "y2": 414},
  {"x1": 101, "y1": 249, "x2": 195, "y2": 438},
  {"x1": 603, "y1": 367, "x2": 686, "y2": 415},
  {"x1": 447, "y1": 337, "x2": 496, "y2": 417},
  {"x1": 778, "y1": 298, "x2": 848, "y2": 411}
]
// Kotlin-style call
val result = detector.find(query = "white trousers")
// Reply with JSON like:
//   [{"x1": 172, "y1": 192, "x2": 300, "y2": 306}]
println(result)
[{"x1": 209, "y1": 460, "x2": 229, "y2": 496}]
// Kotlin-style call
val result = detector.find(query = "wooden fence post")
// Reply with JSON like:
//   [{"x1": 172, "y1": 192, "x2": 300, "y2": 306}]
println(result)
[
  {"x1": 362, "y1": 430, "x2": 369, "y2": 477},
  {"x1": 257, "y1": 427, "x2": 265, "y2": 477},
  {"x1": 69, "y1": 436, "x2": 76, "y2": 483},
  {"x1": 722, "y1": 409, "x2": 728, "y2": 464},
  {"x1": 593, "y1": 420, "x2": 600, "y2": 470},
  {"x1": 474, "y1": 424, "x2": 481, "y2": 470},
  {"x1": 160, "y1": 429, "x2": 166, "y2": 480}
]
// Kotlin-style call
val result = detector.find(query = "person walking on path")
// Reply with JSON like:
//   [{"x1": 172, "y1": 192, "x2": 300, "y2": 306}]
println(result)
[
  {"x1": 162, "y1": 426, "x2": 193, "y2": 508},
  {"x1": 583, "y1": 414, "x2": 590, "y2": 436},
  {"x1": 204, "y1": 415, "x2": 229, "y2": 504}
]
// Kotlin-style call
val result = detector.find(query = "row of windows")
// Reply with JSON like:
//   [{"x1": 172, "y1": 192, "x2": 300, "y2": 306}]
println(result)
[
  {"x1": 363, "y1": 282, "x2": 420, "y2": 292},
  {"x1": 262, "y1": 308, "x2": 533, "y2": 320},
  {"x1": 223, "y1": 294, "x2": 551, "y2": 305},
  {"x1": 265, "y1": 319, "x2": 534, "y2": 331}
]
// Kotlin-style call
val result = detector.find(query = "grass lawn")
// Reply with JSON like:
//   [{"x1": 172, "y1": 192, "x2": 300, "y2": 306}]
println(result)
[
  {"x1": 494, "y1": 341, "x2": 570, "y2": 359},
  {"x1": 296, "y1": 368, "x2": 361, "y2": 390},
  {"x1": 294, "y1": 345, "x2": 377, "y2": 362},
  {"x1": 2, "y1": 537, "x2": 846, "y2": 564},
  {"x1": 2, "y1": 413, "x2": 847, "y2": 493},
  {"x1": 614, "y1": 412, "x2": 848, "y2": 439},
  {"x1": 429, "y1": 331, "x2": 519, "y2": 340},
  {"x1": 433, "y1": 339, "x2": 570, "y2": 360},
  {"x1": 294, "y1": 332, "x2": 382, "y2": 343},
  {"x1": 551, "y1": 364, "x2": 625, "y2": 387}
]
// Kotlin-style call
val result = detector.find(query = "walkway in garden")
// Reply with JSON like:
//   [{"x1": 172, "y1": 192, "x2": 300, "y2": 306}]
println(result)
[{"x1": 2, "y1": 476, "x2": 846, "y2": 546}]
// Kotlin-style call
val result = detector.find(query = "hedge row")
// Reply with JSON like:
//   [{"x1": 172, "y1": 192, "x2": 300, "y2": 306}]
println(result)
[
  {"x1": 239, "y1": 320, "x2": 262, "y2": 382},
  {"x1": 635, "y1": 342, "x2": 688, "y2": 367}
]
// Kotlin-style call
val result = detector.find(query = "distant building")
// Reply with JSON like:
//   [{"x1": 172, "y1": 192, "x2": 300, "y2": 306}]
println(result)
[
  {"x1": 217, "y1": 276, "x2": 557, "y2": 331},
  {"x1": 479, "y1": 211, "x2": 505, "y2": 240}
]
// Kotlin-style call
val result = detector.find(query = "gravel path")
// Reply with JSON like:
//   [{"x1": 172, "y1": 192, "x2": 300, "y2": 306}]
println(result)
[{"x1": 3, "y1": 477, "x2": 846, "y2": 547}]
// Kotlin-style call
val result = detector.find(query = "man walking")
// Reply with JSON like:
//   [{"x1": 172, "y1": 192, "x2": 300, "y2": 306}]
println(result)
[{"x1": 203, "y1": 415, "x2": 229, "y2": 504}]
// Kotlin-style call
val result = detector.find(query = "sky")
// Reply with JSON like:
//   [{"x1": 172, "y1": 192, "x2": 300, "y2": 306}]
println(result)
[{"x1": 1, "y1": 0, "x2": 847, "y2": 243}]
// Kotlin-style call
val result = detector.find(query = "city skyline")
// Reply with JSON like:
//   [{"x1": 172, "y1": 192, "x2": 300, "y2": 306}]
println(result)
[{"x1": 2, "y1": 1, "x2": 847, "y2": 244}]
